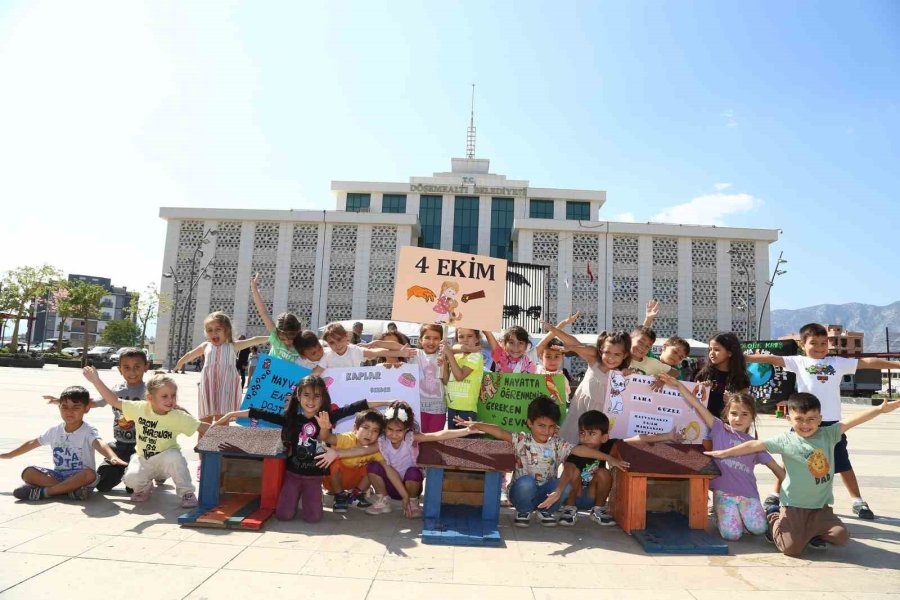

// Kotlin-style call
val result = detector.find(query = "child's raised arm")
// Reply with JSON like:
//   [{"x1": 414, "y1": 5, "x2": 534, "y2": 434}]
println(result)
[
  {"x1": 250, "y1": 273, "x2": 276, "y2": 332},
  {"x1": 362, "y1": 346, "x2": 417, "y2": 361},
  {"x1": 534, "y1": 312, "x2": 579, "y2": 359},
  {"x1": 0, "y1": 438, "x2": 41, "y2": 459},
  {"x1": 624, "y1": 429, "x2": 685, "y2": 445},
  {"x1": 569, "y1": 444, "x2": 630, "y2": 471},
  {"x1": 441, "y1": 341, "x2": 473, "y2": 381},
  {"x1": 92, "y1": 439, "x2": 127, "y2": 466},
  {"x1": 214, "y1": 409, "x2": 251, "y2": 427},
  {"x1": 174, "y1": 343, "x2": 206, "y2": 372},
  {"x1": 856, "y1": 357, "x2": 900, "y2": 371},
  {"x1": 314, "y1": 443, "x2": 379, "y2": 468},
  {"x1": 412, "y1": 422, "x2": 477, "y2": 443},
  {"x1": 657, "y1": 373, "x2": 715, "y2": 430},
  {"x1": 483, "y1": 330, "x2": 500, "y2": 352},
  {"x1": 840, "y1": 398, "x2": 900, "y2": 433},
  {"x1": 234, "y1": 335, "x2": 268, "y2": 352},
  {"x1": 745, "y1": 353, "x2": 785, "y2": 367},
  {"x1": 642, "y1": 299, "x2": 660, "y2": 328},
  {"x1": 453, "y1": 417, "x2": 512, "y2": 442},
  {"x1": 705, "y1": 439, "x2": 767, "y2": 459},
  {"x1": 541, "y1": 321, "x2": 597, "y2": 365},
  {"x1": 82, "y1": 366, "x2": 124, "y2": 410}
]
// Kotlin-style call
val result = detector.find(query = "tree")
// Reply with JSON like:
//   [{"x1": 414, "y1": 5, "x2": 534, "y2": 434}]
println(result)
[
  {"x1": 66, "y1": 281, "x2": 108, "y2": 365},
  {"x1": 128, "y1": 283, "x2": 171, "y2": 349},
  {"x1": 0, "y1": 265, "x2": 62, "y2": 351},
  {"x1": 101, "y1": 319, "x2": 141, "y2": 347}
]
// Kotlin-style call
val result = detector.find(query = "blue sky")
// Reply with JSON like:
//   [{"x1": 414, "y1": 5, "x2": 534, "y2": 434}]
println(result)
[{"x1": 1, "y1": 1, "x2": 898, "y2": 320}]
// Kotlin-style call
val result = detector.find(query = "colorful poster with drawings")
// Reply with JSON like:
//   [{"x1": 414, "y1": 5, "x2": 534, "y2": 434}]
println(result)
[
  {"x1": 391, "y1": 246, "x2": 507, "y2": 332},
  {"x1": 743, "y1": 339, "x2": 798, "y2": 412},
  {"x1": 477, "y1": 372, "x2": 568, "y2": 433},
  {"x1": 322, "y1": 364, "x2": 421, "y2": 433},
  {"x1": 603, "y1": 371, "x2": 709, "y2": 443},
  {"x1": 237, "y1": 354, "x2": 310, "y2": 429}
]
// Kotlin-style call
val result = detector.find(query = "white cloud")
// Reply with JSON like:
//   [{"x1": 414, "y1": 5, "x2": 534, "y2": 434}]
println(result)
[
  {"x1": 613, "y1": 212, "x2": 637, "y2": 222},
  {"x1": 713, "y1": 182, "x2": 732, "y2": 191},
  {"x1": 651, "y1": 191, "x2": 762, "y2": 226},
  {"x1": 721, "y1": 109, "x2": 738, "y2": 128}
]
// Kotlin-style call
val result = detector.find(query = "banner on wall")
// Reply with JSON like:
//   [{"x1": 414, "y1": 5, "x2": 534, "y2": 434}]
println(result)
[
  {"x1": 602, "y1": 371, "x2": 710, "y2": 443},
  {"x1": 323, "y1": 364, "x2": 421, "y2": 433},
  {"x1": 237, "y1": 354, "x2": 311, "y2": 429},
  {"x1": 743, "y1": 339, "x2": 798, "y2": 412},
  {"x1": 391, "y1": 246, "x2": 507, "y2": 332},
  {"x1": 477, "y1": 372, "x2": 568, "y2": 433}
]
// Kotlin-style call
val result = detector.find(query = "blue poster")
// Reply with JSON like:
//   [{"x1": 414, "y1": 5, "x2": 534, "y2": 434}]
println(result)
[{"x1": 236, "y1": 354, "x2": 311, "y2": 428}]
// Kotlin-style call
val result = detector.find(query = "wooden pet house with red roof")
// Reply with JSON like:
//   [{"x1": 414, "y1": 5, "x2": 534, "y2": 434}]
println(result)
[
  {"x1": 417, "y1": 438, "x2": 515, "y2": 547},
  {"x1": 178, "y1": 426, "x2": 286, "y2": 530},
  {"x1": 610, "y1": 442, "x2": 725, "y2": 554}
]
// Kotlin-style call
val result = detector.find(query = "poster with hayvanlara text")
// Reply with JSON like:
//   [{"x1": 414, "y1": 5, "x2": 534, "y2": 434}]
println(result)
[
  {"x1": 603, "y1": 372, "x2": 709, "y2": 443},
  {"x1": 237, "y1": 354, "x2": 311, "y2": 429},
  {"x1": 391, "y1": 246, "x2": 507, "y2": 332},
  {"x1": 478, "y1": 372, "x2": 568, "y2": 433},
  {"x1": 323, "y1": 364, "x2": 421, "y2": 433}
]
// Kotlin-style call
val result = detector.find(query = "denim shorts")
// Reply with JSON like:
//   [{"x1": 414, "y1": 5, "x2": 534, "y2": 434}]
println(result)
[{"x1": 30, "y1": 466, "x2": 99, "y2": 488}]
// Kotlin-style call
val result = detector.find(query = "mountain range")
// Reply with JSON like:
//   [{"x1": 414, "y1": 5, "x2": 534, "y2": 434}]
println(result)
[{"x1": 770, "y1": 301, "x2": 900, "y2": 352}]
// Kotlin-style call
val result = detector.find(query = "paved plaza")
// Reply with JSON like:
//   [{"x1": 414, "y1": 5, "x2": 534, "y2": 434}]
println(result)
[{"x1": 0, "y1": 365, "x2": 898, "y2": 599}]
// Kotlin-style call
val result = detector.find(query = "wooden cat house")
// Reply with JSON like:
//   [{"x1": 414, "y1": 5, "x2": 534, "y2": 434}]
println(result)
[{"x1": 179, "y1": 426, "x2": 286, "y2": 530}]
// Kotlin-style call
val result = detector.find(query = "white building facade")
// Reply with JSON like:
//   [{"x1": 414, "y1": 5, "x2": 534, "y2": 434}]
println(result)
[{"x1": 156, "y1": 157, "x2": 777, "y2": 365}]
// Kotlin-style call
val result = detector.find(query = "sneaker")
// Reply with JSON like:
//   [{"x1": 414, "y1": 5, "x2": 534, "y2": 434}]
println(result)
[
  {"x1": 514, "y1": 511, "x2": 532, "y2": 527},
  {"x1": 333, "y1": 491, "x2": 350, "y2": 513},
  {"x1": 365, "y1": 494, "x2": 391, "y2": 515},
  {"x1": 406, "y1": 498, "x2": 422, "y2": 518},
  {"x1": 589, "y1": 505, "x2": 616, "y2": 527},
  {"x1": 351, "y1": 489, "x2": 372, "y2": 509},
  {"x1": 539, "y1": 510, "x2": 558, "y2": 527},
  {"x1": 67, "y1": 487, "x2": 90, "y2": 501},
  {"x1": 763, "y1": 494, "x2": 780, "y2": 512},
  {"x1": 852, "y1": 500, "x2": 875, "y2": 520},
  {"x1": 13, "y1": 485, "x2": 44, "y2": 501},
  {"x1": 181, "y1": 492, "x2": 199, "y2": 508},
  {"x1": 130, "y1": 487, "x2": 151, "y2": 502},
  {"x1": 558, "y1": 505, "x2": 577, "y2": 526},
  {"x1": 807, "y1": 536, "x2": 827, "y2": 551}
]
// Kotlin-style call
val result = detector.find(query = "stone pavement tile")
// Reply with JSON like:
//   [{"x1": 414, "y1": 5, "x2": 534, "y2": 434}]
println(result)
[
  {"x1": 689, "y1": 592, "x2": 850, "y2": 600},
  {"x1": 514, "y1": 539, "x2": 604, "y2": 564},
  {"x1": 453, "y1": 539, "x2": 521, "y2": 562},
  {"x1": 533, "y1": 589, "x2": 697, "y2": 600},
  {"x1": 319, "y1": 532, "x2": 393, "y2": 554},
  {"x1": 300, "y1": 550, "x2": 383, "y2": 578},
  {"x1": 367, "y1": 580, "x2": 531, "y2": 600},
  {"x1": 250, "y1": 529, "x2": 335, "y2": 550},
  {"x1": 0, "y1": 506, "x2": 86, "y2": 532},
  {"x1": 118, "y1": 520, "x2": 203, "y2": 541},
  {"x1": 848, "y1": 595, "x2": 900, "y2": 600},
  {"x1": 0, "y1": 501, "x2": 51, "y2": 525},
  {"x1": 184, "y1": 570, "x2": 372, "y2": 599},
  {"x1": 377, "y1": 554, "x2": 454, "y2": 584},
  {"x1": 384, "y1": 538, "x2": 455, "y2": 559},
  {"x1": 802, "y1": 537, "x2": 900, "y2": 569},
  {"x1": 747, "y1": 566, "x2": 900, "y2": 594},
  {"x1": 223, "y1": 546, "x2": 311, "y2": 574},
  {"x1": 5, "y1": 531, "x2": 115, "y2": 557},
  {"x1": 452, "y1": 557, "x2": 531, "y2": 586},
  {"x1": 0, "y1": 558, "x2": 213, "y2": 600},
  {"x1": 0, "y1": 552, "x2": 68, "y2": 593},
  {"x1": 183, "y1": 527, "x2": 262, "y2": 546},
  {"x1": 147, "y1": 540, "x2": 245, "y2": 569},
  {"x1": 0, "y1": 526, "x2": 44, "y2": 551},
  {"x1": 79, "y1": 535, "x2": 181, "y2": 561}
]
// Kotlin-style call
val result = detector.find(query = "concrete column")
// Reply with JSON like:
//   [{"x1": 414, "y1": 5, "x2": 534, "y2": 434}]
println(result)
[
  {"x1": 157, "y1": 220, "x2": 181, "y2": 366},
  {"x1": 190, "y1": 219, "x2": 218, "y2": 344},
  {"x1": 517, "y1": 230, "x2": 533, "y2": 263},
  {"x1": 557, "y1": 232, "x2": 574, "y2": 324},
  {"x1": 637, "y1": 235, "x2": 653, "y2": 312},
  {"x1": 717, "y1": 240, "x2": 732, "y2": 331},
  {"x1": 554, "y1": 200, "x2": 565, "y2": 220},
  {"x1": 677, "y1": 237, "x2": 693, "y2": 338},
  {"x1": 352, "y1": 226, "x2": 371, "y2": 317},
  {"x1": 755, "y1": 241, "x2": 771, "y2": 339},
  {"x1": 407, "y1": 193, "x2": 421, "y2": 224},
  {"x1": 477, "y1": 196, "x2": 491, "y2": 256},
  {"x1": 440, "y1": 195, "x2": 454, "y2": 249},
  {"x1": 232, "y1": 222, "x2": 255, "y2": 331},
  {"x1": 598, "y1": 226, "x2": 611, "y2": 330},
  {"x1": 371, "y1": 193, "x2": 383, "y2": 214},
  {"x1": 272, "y1": 222, "x2": 293, "y2": 316},
  {"x1": 309, "y1": 223, "x2": 327, "y2": 330},
  {"x1": 514, "y1": 196, "x2": 527, "y2": 219},
  {"x1": 315, "y1": 223, "x2": 334, "y2": 327}
]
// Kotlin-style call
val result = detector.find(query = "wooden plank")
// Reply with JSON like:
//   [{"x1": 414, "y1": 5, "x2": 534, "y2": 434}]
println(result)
[
  {"x1": 441, "y1": 491, "x2": 483, "y2": 506},
  {"x1": 423, "y1": 467, "x2": 444, "y2": 520},
  {"x1": 626, "y1": 476, "x2": 648, "y2": 534},
  {"x1": 481, "y1": 471, "x2": 502, "y2": 524},
  {"x1": 688, "y1": 477, "x2": 709, "y2": 530},
  {"x1": 225, "y1": 496, "x2": 261, "y2": 527},
  {"x1": 197, "y1": 493, "x2": 258, "y2": 525},
  {"x1": 633, "y1": 511, "x2": 727, "y2": 555},
  {"x1": 198, "y1": 453, "x2": 222, "y2": 508},
  {"x1": 441, "y1": 471, "x2": 485, "y2": 492},
  {"x1": 178, "y1": 505, "x2": 215, "y2": 525},
  {"x1": 240, "y1": 507, "x2": 275, "y2": 530},
  {"x1": 221, "y1": 476, "x2": 260, "y2": 494},
  {"x1": 260, "y1": 457, "x2": 285, "y2": 510}
]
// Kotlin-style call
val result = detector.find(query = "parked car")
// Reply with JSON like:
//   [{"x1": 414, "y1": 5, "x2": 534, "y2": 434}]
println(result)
[
  {"x1": 31, "y1": 342, "x2": 57, "y2": 353},
  {"x1": 61, "y1": 347, "x2": 83, "y2": 357},
  {"x1": 87, "y1": 346, "x2": 117, "y2": 361}
]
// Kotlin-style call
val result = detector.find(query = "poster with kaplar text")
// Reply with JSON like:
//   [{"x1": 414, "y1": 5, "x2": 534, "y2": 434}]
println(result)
[{"x1": 391, "y1": 246, "x2": 507, "y2": 332}]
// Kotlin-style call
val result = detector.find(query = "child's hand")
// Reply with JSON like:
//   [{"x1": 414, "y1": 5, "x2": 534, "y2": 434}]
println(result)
[
  {"x1": 649, "y1": 376, "x2": 666, "y2": 392},
  {"x1": 645, "y1": 299, "x2": 660, "y2": 320},
  {"x1": 315, "y1": 447, "x2": 338, "y2": 468},
  {"x1": 537, "y1": 489, "x2": 561, "y2": 510},
  {"x1": 880, "y1": 399, "x2": 900, "y2": 414},
  {"x1": 0, "y1": 453, "x2": 10, "y2": 459},
  {"x1": 251, "y1": 272, "x2": 260, "y2": 290},
  {"x1": 608, "y1": 457, "x2": 630, "y2": 471},
  {"x1": 401, "y1": 496, "x2": 413, "y2": 518},
  {"x1": 453, "y1": 416, "x2": 477, "y2": 430},
  {"x1": 82, "y1": 366, "x2": 100, "y2": 383},
  {"x1": 315, "y1": 411, "x2": 332, "y2": 431},
  {"x1": 400, "y1": 344, "x2": 417, "y2": 358},
  {"x1": 669, "y1": 428, "x2": 686, "y2": 444},
  {"x1": 655, "y1": 373, "x2": 677, "y2": 387},
  {"x1": 561, "y1": 311, "x2": 580, "y2": 326},
  {"x1": 540, "y1": 320, "x2": 554, "y2": 332},
  {"x1": 108, "y1": 456, "x2": 128, "y2": 467},
  {"x1": 213, "y1": 413, "x2": 235, "y2": 427},
  {"x1": 43, "y1": 395, "x2": 60, "y2": 405},
  {"x1": 704, "y1": 449, "x2": 727, "y2": 458}
]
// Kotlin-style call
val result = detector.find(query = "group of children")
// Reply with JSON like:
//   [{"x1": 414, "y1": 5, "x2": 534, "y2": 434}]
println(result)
[{"x1": 4, "y1": 275, "x2": 899, "y2": 558}]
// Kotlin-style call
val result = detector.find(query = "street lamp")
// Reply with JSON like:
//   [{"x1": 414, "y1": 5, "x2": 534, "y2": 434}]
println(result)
[
  {"x1": 757, "y1": 251, "x2": 787, "y2": 340},
  {"x1": 163, "y1": 228, "x2": 217, "y2": 369},
  {"x1": 727, "y1": 248, "x2": 755, "y2": 341}
]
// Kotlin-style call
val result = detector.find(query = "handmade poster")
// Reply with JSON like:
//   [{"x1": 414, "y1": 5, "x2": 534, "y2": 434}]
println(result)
[
  {"x1": 237, "y1": 354, "x2": 310, "y2": 429},
  {"x1": 603, "y1": 371, "x2": 710, "y2": 443},
  {"x1": 391, "y1": 246, "x2": 507, "y2": 332},
  {"x1": 477, "y1": 372, "x2": 568, "y2": 433},
  {"x1": 322, "y1": 364, "x2": 421, "y2": 433},
  {"x1": 743, "y1": 339, "x2": 798, "y2": 413}
]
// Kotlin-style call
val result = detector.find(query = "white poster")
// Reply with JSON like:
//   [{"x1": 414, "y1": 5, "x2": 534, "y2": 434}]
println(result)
[{"x1": 322, "y1": 364, "x2": 421, "y2": 433}]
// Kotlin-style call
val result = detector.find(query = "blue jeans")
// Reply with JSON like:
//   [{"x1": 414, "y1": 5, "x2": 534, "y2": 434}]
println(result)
[{"x1": 509, "y1": 475, "x2": 570, "y2": 514}]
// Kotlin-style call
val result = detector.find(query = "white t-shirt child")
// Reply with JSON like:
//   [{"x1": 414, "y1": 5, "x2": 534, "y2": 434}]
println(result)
[
  {"x1": 38, "y1": 422, "x2": 100, "y2": 472},
  {"x1": 319, "y1": 344, "x2": 365, "y2": 369},
  {"x1": 782, "y1": 355, "x2": 858, "y2": 422}
]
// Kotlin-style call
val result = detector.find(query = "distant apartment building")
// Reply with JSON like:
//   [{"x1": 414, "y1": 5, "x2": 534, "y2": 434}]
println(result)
[
  {"x1": 779, "y1": 324, "x2": 864, "y2": 356},
  {"x1": 33, "y1": 274, "x2": 136, "y2": 347}
]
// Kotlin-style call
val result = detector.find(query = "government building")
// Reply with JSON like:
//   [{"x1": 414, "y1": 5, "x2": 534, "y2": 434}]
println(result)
[{"x1": 155, "y1": 156, "x2": 778, "y2": 366}]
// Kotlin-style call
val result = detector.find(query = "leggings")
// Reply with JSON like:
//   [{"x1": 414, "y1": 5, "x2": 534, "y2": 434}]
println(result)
[
  {"x1": 276, "y1": 472, "x2": 323, "y2": 523},
  {"x1": 713, "y1": 490, "x2": 767, "y2": 541}
]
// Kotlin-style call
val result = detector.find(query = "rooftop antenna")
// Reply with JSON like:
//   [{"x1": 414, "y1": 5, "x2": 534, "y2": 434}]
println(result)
[{"x1": 466, "y1": 83, "x2": 476, "y2": 159}]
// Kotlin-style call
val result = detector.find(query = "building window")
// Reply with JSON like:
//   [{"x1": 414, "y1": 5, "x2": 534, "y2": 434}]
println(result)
[
  {"x1": 346, "y1": 193, "x2": 371, "y2": 212},
  {"x1": 382, "y1": 194, "x2": 407, "y2": 214},
  {"x1": 490, "y1": 197, "x2": 514, "y2": 259},
  {"x1": 419, "y1": 195, "x2": 442, "y2": 249},
  {"x1": 453, "y1": 196, "x2": 479, "y2": 254},
  {"x1": 854, "y1": 339, "x2": 861, "y2": 348},
  {"x1": 530, "y1": 199, "x2": 554, "y2": 219},
  {"x1": 566, "y1": 201, "x2": 590, "y2": 221}
]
